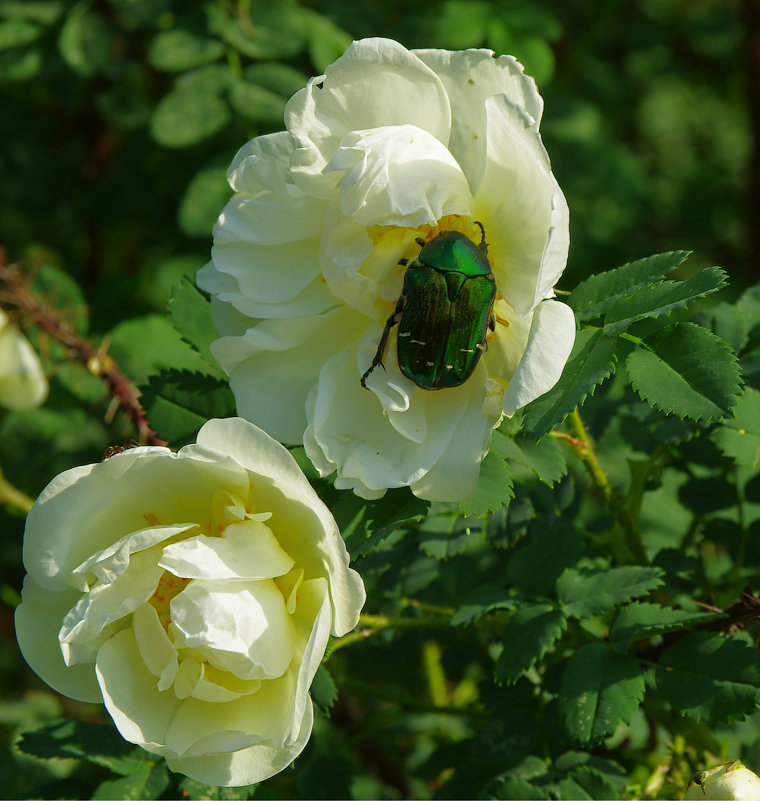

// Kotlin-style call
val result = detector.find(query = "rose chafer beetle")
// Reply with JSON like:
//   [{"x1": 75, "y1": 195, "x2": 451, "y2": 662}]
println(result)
[{"x1": 361, "y1": 222, "x2": 497, "y2": 390}]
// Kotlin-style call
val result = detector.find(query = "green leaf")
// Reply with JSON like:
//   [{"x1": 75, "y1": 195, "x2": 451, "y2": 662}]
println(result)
[
  {"x1": 302, "y1": 8, "x2": 352, "y2": 72},
  {"x1": 93, "y1": 759, "x2": 170, "y2": 800},
  {"x1": 495, "y1": 603, "x2": 567, "y2": 684},
  {"x1": 151, "y1": 68, "x2": 231, "y2": 147},
  {"x1": 178, "y1": 165, "x2": 229, "y2": 238},
  {"x1": 603, "y1": 266, "x2": 727, "y2": 335},
  {"x1": 168, "y1": 278, "x2": 224, "y2": 373},
  {"x1": 311, "y1": 665, "x2": 337, "y2": 716},
  {"x1": 521, "y1": 329, "x2": 619, "y2": 438},
  {"x1": 58, "y1": 2, "x2": 115, "y2": 77},
  {"x1": 419, "y1": 512, "x2": 486, "y2": 560},
  {"x1": 229, "y1": 79, "x2": 287, "y2": 123},
  {"x1": 0, "y1": 18, "x2": 42, "y2": 49},
  {"x1": 0, "y1": 43, "x2": 41, "y2": 79},
  {"x1": 558, "y1": 644, "x2": 644, "y2": 744},
  {"x1": 148, "y1": 29, "x2": 224, "y2": 72},
  {"x1": 568, "y1": 251, "x2": 690, "y2": 321},
  {"x1": 656, "y1": 631, "x2": 760, "y2": 724},
  {"x1": 450, "y1": 584, "x2": 519, "y2": 627},
  {"x1": 493, "y1": 431, "x2": 567, "y2": 486},
  {"x1": 626, "y1": 323, "x2": 740, "y2": 422},
  {"x1": 178, "y1": 777, "x2": 256, "y2": 799},
  {"x1": 557, "y1": 766, "x2": 620, "y2": 800},
  {"x1": 139, "y1": 370, "x2": 236, "y2": 446},
  {"x1": 210, "y1": 0, "x2": 306, "y2": 60},
  {"x1": 489, "y1": 777, "x2": 549, "y2": 800},
  {"x1": 0, "y1": 1, "x2": 63, "y2": 24},
  {"x1": 17, "y1": 719, "x2": 141, "y2": 774},
  {"x1": 557, "y1": 566, "x2": 664, "y2": 619},
  {"x1": 711, "y1": 386, "x2": 760, "y2": 468},
  {"x1": 334, "y1": 488, "x2": 429, "y2": 559},
  {"x1": 609, "y1": 602, "x2": 725, "y2": 653},
  {"x1": 506, "y1": 517, "x2": 584, "y2": 595},
  {"x1": 460, "y1": 449, "x2": 514, "y2": 516},
  {"x1": 110, "y1": 313, "x2": 216, "y2": 381},
  {"x1": 243, "y1": 62, "x2": 308, "y2": 98}
]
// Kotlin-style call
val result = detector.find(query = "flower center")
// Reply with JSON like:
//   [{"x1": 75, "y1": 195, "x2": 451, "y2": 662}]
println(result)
[{"x1": 150, "y1": 572, "x2": 190, "y2": 630}]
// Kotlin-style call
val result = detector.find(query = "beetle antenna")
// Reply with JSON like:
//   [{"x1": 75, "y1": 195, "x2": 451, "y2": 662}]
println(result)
[
  {"x1": 398, "y1": 258, "x2": 409, "y2": 266},
  {"x1": 474, "y1": 220, "x2": 487, "y2": 251},
  {"x1": 415, "y1": 237, "x2": 426, "y2": 247}
]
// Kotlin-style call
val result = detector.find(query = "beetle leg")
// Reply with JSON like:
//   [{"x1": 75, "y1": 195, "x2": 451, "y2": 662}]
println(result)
[
  {"x1": 489, "y1": 311, "x2": 495, "y2": 332},
  {"x1": 361, "y1": 295, "x2": 406, "y2": 388}
]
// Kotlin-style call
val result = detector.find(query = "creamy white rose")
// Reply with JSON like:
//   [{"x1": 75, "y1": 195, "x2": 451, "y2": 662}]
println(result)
[
  {"x1": 15, "y1": 417, "x2": 365, "y2": 787},
  {"x1": 198, "y1": 37, "x2": 575, "y2": 502},
  {"x1": 0, "y1": 308, "x2": 48, "y2": 409}
]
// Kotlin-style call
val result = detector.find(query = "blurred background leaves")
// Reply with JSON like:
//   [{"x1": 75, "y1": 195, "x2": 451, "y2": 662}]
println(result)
[{"x1": 0, "y1": 1, "x2": 757, "y2": 798}]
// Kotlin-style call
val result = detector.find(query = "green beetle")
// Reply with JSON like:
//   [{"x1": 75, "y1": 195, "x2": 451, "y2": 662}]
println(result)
[{"x1": 361, "y1": 222, "x2": 497, "y2": 390}]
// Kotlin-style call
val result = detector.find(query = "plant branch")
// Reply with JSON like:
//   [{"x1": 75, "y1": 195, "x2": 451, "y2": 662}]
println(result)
[
  {"x1": 0, "y1": 252, "x2": 165, "y2": 446},
  {"x1": 0, "y1": 466, "x2": 34, "y2": 515},
  {"x1": 565, "y1": 408, "x2": 648, "y2": 562}
]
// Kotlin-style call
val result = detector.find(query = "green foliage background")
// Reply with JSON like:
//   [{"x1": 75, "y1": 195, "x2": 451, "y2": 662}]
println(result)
[{"x1": 1, "y1": 0, "x2": 758, "y2": 799}]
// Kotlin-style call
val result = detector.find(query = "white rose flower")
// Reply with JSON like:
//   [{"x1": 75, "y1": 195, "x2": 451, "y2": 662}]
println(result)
[
  {"x1": 15, "y1": 417, "x2": 365, "y2": 787},
  {"x1": 685, "y1": 760, "x2": 760, "y2": 801},
  {"x1": 0, "y1": 308, "x2": 48, "y2": 409},
  {"x1": 197, "y1": 37, "x2": 575, "y2": 501}
]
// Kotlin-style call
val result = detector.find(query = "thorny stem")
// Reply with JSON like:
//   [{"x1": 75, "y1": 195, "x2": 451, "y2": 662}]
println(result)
[
  {"x1": 327, "y1": 612, "x2": 451, "y2": 657},
  {"x1": 566, "y1": 408, "x2": 648, "y2": 563},
  {"x1": 0, "y1": 253, "x2": 165, "y2": 446},
  {"x1": 0, "y1": 466, "x2": 34, "y2": 515}
]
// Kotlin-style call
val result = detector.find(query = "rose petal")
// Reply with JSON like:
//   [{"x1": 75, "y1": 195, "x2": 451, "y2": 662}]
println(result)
[
  {"x1": 170, "y1": 579, "x2": 295, "y2": 681},
  {"x1": 72, "y1": 522, "x2": 197, "y2": 591},
  {"x1": 159, "y1": 522, "x2": 295, "y2": 581},
  {"x1": 414, "y1": 48, "x2": 544, "y2": 195},
  {"x1": 324, "y1": 125, "x2": 472, "y2": 228},
  {"x1": 501, "y1": 298, "x2": 577, "y2": 415},
  {"x1": 60, "y1": 549, "x2": 164, "y2": 650},
  {"x1": 15, "y1": 576, "x2": 102, "y2": 702},
  {"x1": 286, "y1": 38, "x2": 451, "y2": 197},
  {"x1": 96, "y1": 627, "x2": 185, "y2": 758},
  {"x1": 23, "y1": 449, "x2": 250, "y2": 590},
  {"x1": 133, "y1": 603, "x2": 178, "y2": 691},
  {"x1": 192, "y1": 419, "x2": 366, "y2": 636},
  {"x1": 165, "y1": 700, "x2": 314, "y2": 787},
  {"x1": 210, "y1": 308, "x2": 367, "y2": 444},
  {"x1": 475, "y1": 94, "x2": 560, "y2": 317}
]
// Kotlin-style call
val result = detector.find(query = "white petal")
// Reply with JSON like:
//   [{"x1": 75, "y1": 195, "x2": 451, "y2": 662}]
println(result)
[
  {"x1": 0, "y1": 310, "x2": 48, "y2": 409},
  {"x1": 210, "y1": 308, "x2": 367, "y2": 444},
  {"x1": 413, "y1": 48, "x2": 544, "y2": 194},
  {"x1": 192, "y1": 418, "x2": 365, "y2": 636},
  {"x1": 502, "y1": 299, "x2": 576, "y2": 415},
  {"x1": 59, "y1": 549, "x2": 164, "y2": 649},
  {"x1": 324, "y1": 125, "x2": 472, "y2": 228},
  {"x1": 96, "y1": 627, "x2": 184, "y2": 756},
  {"x1": 133, "y1": 602, "x2": 178, "y2": 691},
  {"x1": 211, "y1": 236, "x2": 322, "y2": 306},
  {"x1": 72, "y1": 522, "x2": 197, "y2": 591},
  {"x1": 170, "y1": 579, "x2": 295, "y2": 681},
  {"x1": 15, "y1": 576, "x2": 102, "y2": 703},
  {"x1": 225, "y1": 131, "x2": 297, "y2": 198},
  {"x1": 23, "y1": 447, "x2": 249, "y2": 591},
  {"x1": 159, "y1": 522, "x2": 294, "y2": 581},
  {"x1": 305, "y1": 348, "x2": 497, "y2": 501},
  {"x1": 475, "y1": 94, "x2": 566, "y2": 317},
  {"x1": 166, "y1": 701, "x2": 313, "y2": 787},
  {"x1": 285, "y1": 38, "x2": 451, "y2": 197},
  {"x1": 483, "y1": 297, "x2": 533, "y2": 383}
]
